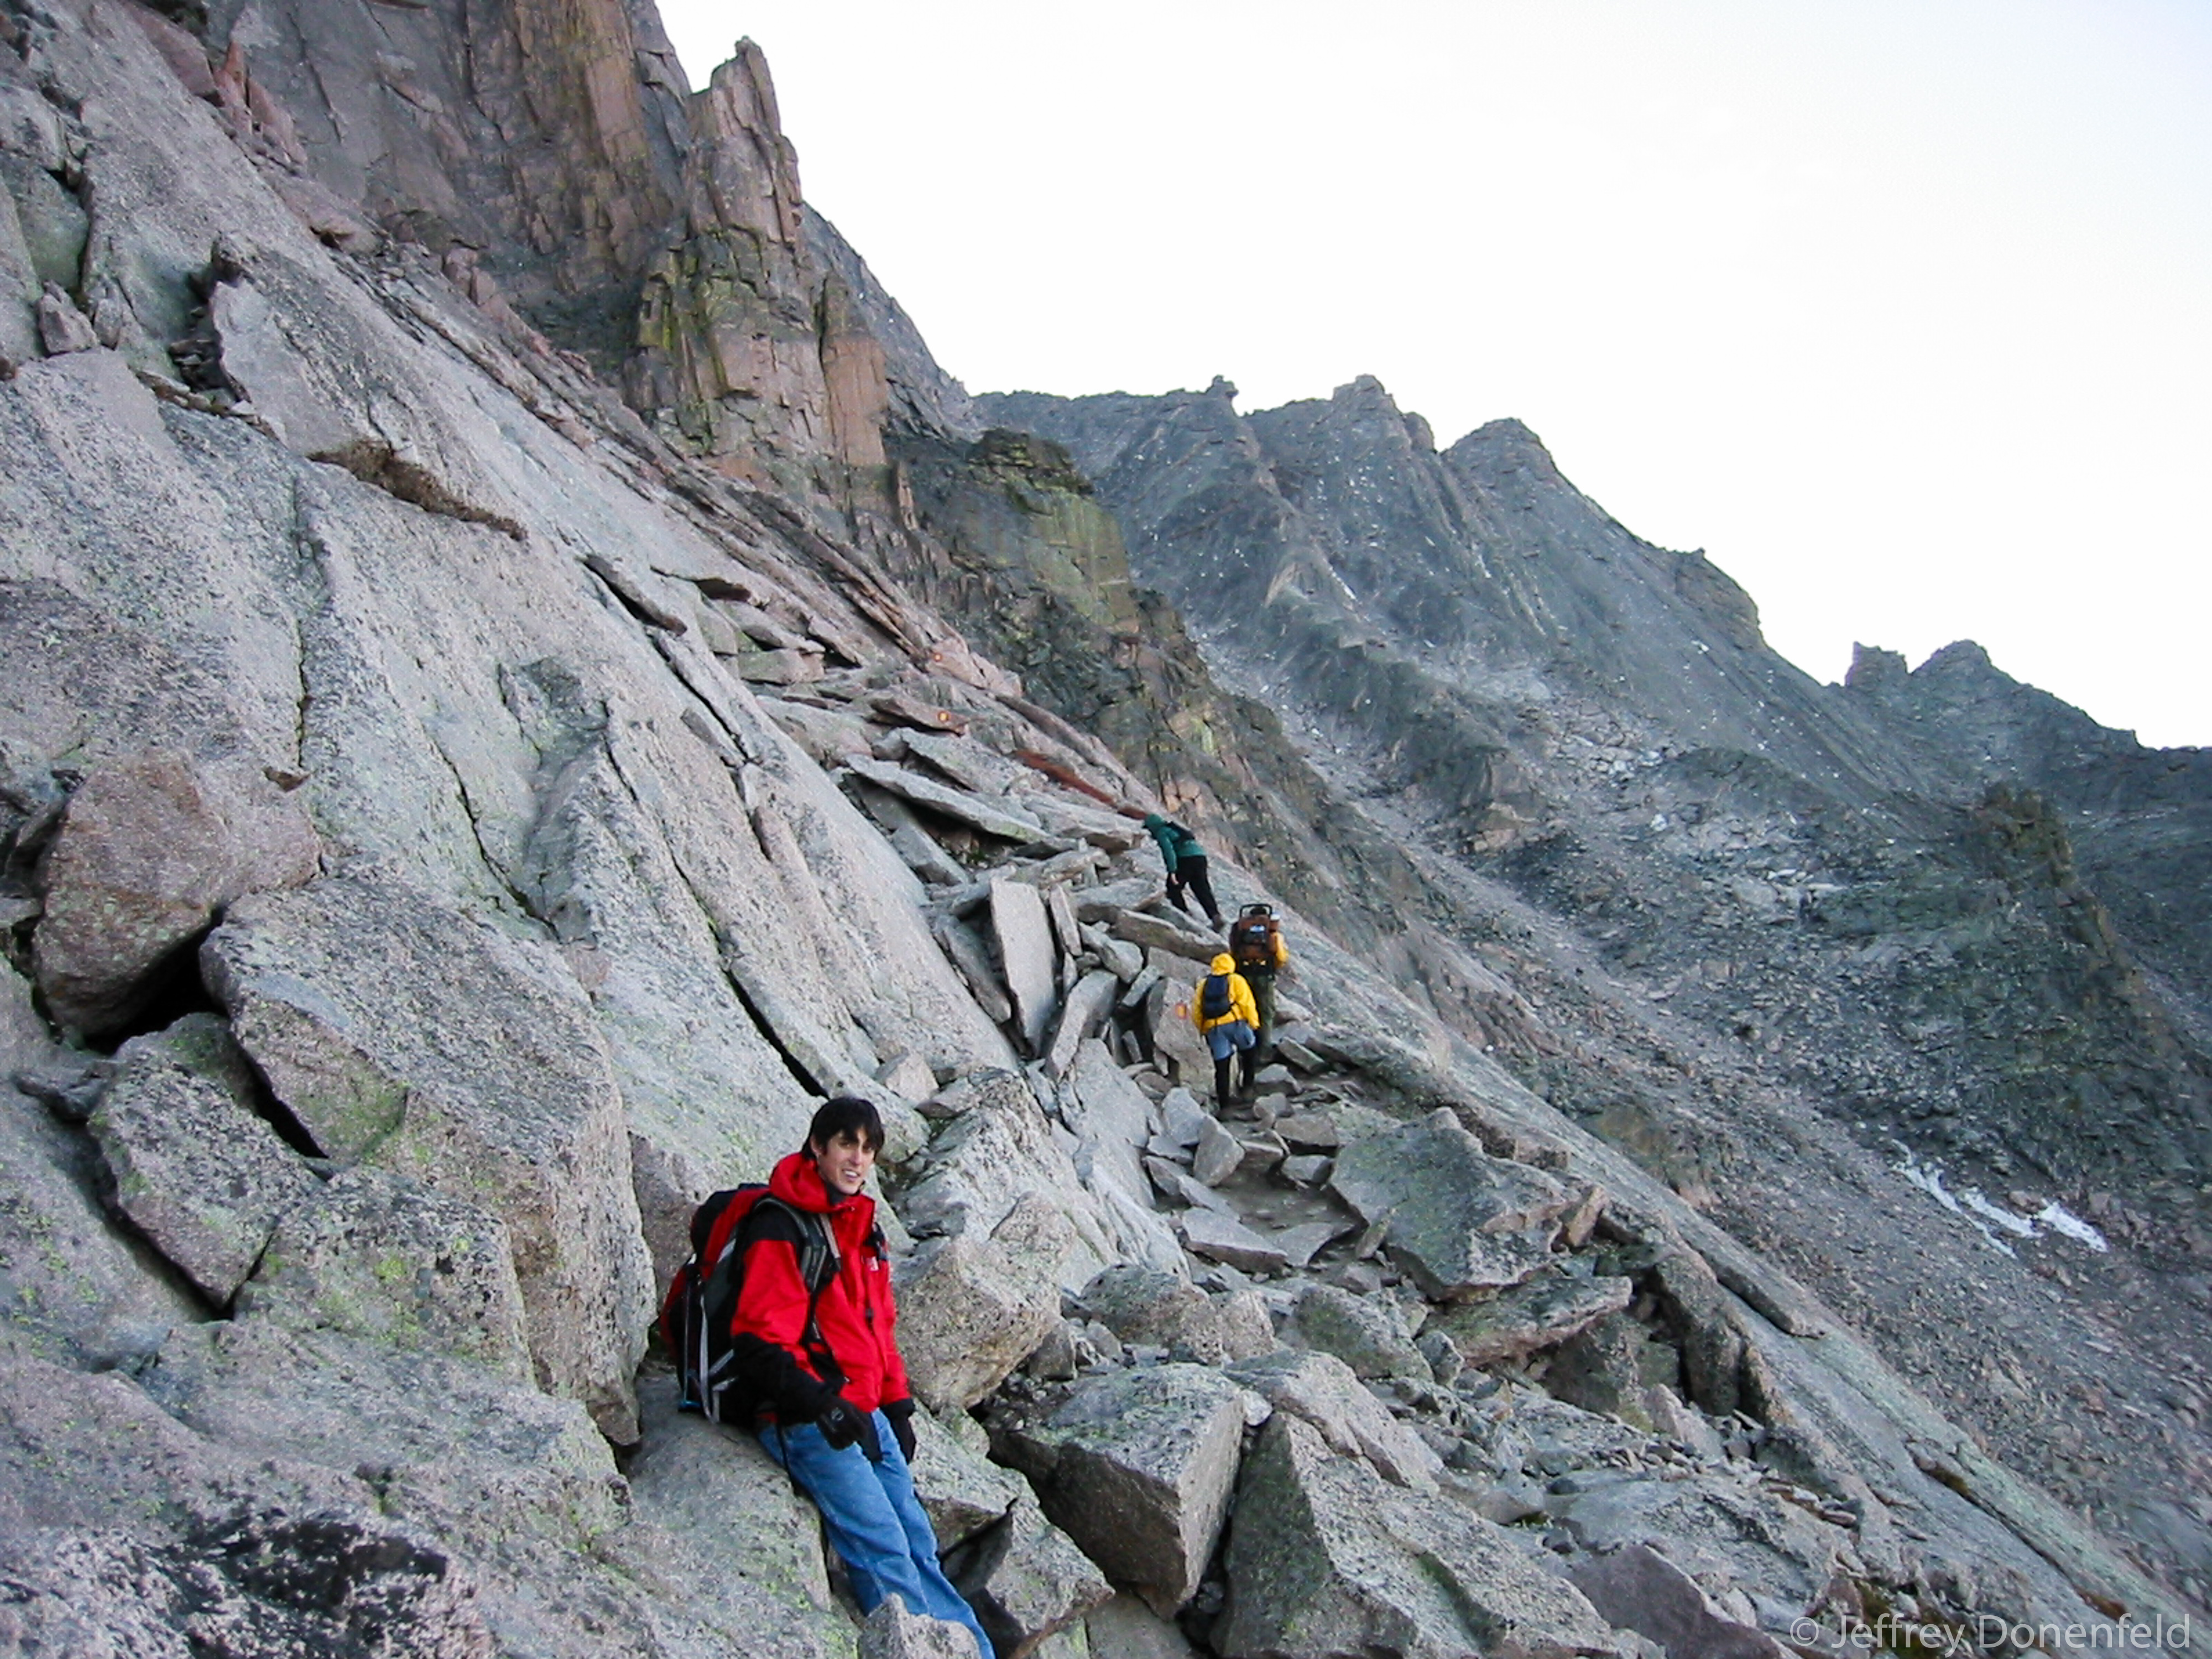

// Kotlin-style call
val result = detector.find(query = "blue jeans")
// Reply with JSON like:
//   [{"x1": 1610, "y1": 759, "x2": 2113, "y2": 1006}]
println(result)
[{"x1": 760, "y1": 1412, "x2": 995, "y2": 1659}]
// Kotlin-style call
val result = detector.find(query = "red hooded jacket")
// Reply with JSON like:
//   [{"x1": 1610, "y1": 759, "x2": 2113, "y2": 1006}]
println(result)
[{"x1": 728, "y1": 1150, "x2": 910, "y2": 1419}]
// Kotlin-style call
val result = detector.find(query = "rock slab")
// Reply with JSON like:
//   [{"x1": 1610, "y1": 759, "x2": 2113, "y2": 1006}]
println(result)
[{"x1": 201, "y1": 873, "x2": 652, "y2": 1441}]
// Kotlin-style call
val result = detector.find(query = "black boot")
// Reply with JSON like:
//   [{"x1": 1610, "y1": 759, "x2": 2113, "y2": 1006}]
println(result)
[{"x1": 1213, "y1": 1054, "x2": 1234, "y2": 1115}]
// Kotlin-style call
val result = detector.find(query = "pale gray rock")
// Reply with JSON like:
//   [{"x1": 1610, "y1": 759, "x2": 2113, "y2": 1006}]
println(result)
[
  {"x1": 935, "y1": 914, "x2": 1015, "y2": 1024},
  {"x1": 879, "y1": 1047, "x2": 942, "y2": 1104},
  {"x1": 1109, "y1": 910, "x2": 1219, "y2": 964},
  {"x1": 1044, "y1": 968, "x2": 1119, "y2": 1079},
  {"x1": 847, "y1": 756, "x2": 1045, "y2": 842},
  {"x1": 729, "y1": 645, "x2": 826, "y2": 684},
  {"x1": 1271, "y1": 1111, "x2": 1340, "y2": 1150},
  {"x1": 1278, "y1": 1154, "x2": 1333, "y2": 1188},
  {"x1": 1079, "y1": 924, "x2": 1144, "y2": 982},
  {"x1": 909, "y1": 1400, "x2": 1027, "y2": 1548},
  {"x1": 1063, "y1": 1040, "x2": 1185, "y2": 1274},
  {"x1": 1192, "y1": 1114, "x2": 1243, "y2": 1186},
  {"x1": 1178, "y1": 1208, "x2": 1291, "y2": 1274},
  {"x1": 890, "y1": 1068, "x2": 1120, "y2": 1287},
  {"x1": 88, "y1": 1013, "x2": 320, "y2": 1306},
  {"x1": 896, "y1": 1194, "x2": 1075, "y2": 1412},
  {"x1": 0, "y1": 1515, "x2": 494, "y2": 1659},
  {"x1": 142, "y1": 1313, "x2": 837, "y2": 1659},
  {"x1": 1145, "y1": 1155, "x2": 1233, "y2": 1214},
  {"x1": 992, "y1": 878, "x2": 1060, "y2": 1053},
  {"x1": 1234, "y1": 1130, "x2": 1287, "y2": 1176},
  {"x1": 1226, "y1": 1349, "x2": 1442, "y2": 1491},
  {"x1": 1641, "y1": 1384, "x2": 1726, "y2": 1459},
  {"x1": 1548, "y1": 1466, "x2": 1850, "y2": 1633},
  {"x1": 1217, "y1": 1416, "x2": 1628, "y2": 1659},
  {"x1": 1071, "y1": 878, "x2": 1160, "y2": 921},
  {"x1": 860, "y1": 1595, "x2": 984, "y2": 1659},
  {"x1": 1566, "y1": 1543, "x2": 1787, "y2": 1659},
  {"x1": 201, "y1": 872, "x2": 652, "y2": 1441},
  {"x1": 1003, "y1": 1363, "x2": 1248, "y2": 1615},
  {"x1": 904, "y1": 729, "x2": 1026, "y2": 798},
  {"x1": 946, "y1": 1495, "x2": 1112, "y2": 1659},
  {"x1": 1270, "y1": 1219, "x2": 1352, "y2": 1270},
  {"x1": 1045, "y1": 881, "x2": 1083, "y2": 958},
  {"x1": 0, "y1": 964, "x2": 200, "y2": 1369},
  {"x1": 1426, "y1": 1274, "x2": 1637, "y2": 1370},
  {"x1": 763, "y1": 695, "x2": 879, "y2": 768},
  {"x1": 1074, "y1": 1264, "x2": 1218, "y2": 1358},
  {"x1": 1212, "y1": 1287, "x2": 1280, "y2": 1361},
  {"x1": 32, "y1": 749, "x2": 319, "y2": 1035},
  {"x1": 0, "y1": 1342, "x2": 495, "y2": 1657},
  {"x1": 1282, "y1": 1282, "x2": 1432, "y2": 1382},
  {"x1": 1159, "y1": 1088, "x2": 1209, "y2": 1149},
  {"x1": 623, "y1": 1374, "x2": 853, "y2": 1659},
  {"x1": 1328, "y1": 1109, "x2": 1575, "y2": 1300},
  {"x1": 1085, "y1": 1594, "x2": 1202, "y2": 1659},
  {"x1": 1148, "y1": 998, "x2": 1215, "y2": 1087},
  {"x1": 233, "y1": 1166, "x2": 533, "y2": 1380},
  {"x1": 895, "y1": 820, "x2": 969, "y2": 885},
  {"x1": 35, "y1": 280, "x2": 96, "y2": 353}
]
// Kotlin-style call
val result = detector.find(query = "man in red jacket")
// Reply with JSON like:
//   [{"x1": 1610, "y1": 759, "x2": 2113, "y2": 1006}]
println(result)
[{"x1": 729, "y1": 1098, "x2": 995, "y2": 1658}]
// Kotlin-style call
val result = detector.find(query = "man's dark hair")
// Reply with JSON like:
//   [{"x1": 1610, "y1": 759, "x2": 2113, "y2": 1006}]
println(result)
[{"x1": 805, "y1": 1095, "x2": 885, "y2": 1155}]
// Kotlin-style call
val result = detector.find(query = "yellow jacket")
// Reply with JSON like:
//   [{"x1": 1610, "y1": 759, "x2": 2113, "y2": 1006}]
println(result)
[{"x1": 1191, "y1": 954, "x2": 1259, "y2": 1034}]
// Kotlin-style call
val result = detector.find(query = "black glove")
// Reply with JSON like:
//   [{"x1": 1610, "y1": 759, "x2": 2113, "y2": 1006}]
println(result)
[
  {"x1": 881, "y1": 1396, "x2": 917, "y2": 1464},
  {"x1": 817, "y1": 1396, "x2": 882, "y2": 1463}
]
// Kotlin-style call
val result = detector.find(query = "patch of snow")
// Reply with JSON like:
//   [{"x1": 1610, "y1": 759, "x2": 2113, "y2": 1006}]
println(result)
[
  {"x1": 1892, "y1": 1152, "x2": 2107, "y2": 1256},
  {"x1": 2033, "y1": 1202, "x2": 2110, "y2": 1254}
]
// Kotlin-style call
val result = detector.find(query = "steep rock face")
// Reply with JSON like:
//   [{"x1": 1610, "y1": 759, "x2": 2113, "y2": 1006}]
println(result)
[{"x1": 2, "y1": 0, "x2": 2206, "y2": 1647}]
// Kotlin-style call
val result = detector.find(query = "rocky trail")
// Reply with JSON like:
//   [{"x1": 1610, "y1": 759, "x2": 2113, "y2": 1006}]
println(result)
[{"x1": 1, "y1": 1, "x2": 2205, "y2": 1653}]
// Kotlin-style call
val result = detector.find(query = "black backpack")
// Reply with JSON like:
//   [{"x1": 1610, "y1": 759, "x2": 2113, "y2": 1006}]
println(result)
[
  {"x1": 1200, "y1": 972, "x2": 1232, "y2": 1020},
  {"x1": 659, "y1": 1185, "x2": 838, "y2": 1425}
]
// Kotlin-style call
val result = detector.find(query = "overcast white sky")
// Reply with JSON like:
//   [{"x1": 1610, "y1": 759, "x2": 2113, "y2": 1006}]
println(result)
[{"x1": 658, "y1": 1, "x2": 2212, "y2": 749}]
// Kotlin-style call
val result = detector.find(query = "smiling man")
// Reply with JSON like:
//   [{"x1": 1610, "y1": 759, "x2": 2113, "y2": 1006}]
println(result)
[{"x1": 728, "y1": 1097, "x2": 994, "y2": 1657}]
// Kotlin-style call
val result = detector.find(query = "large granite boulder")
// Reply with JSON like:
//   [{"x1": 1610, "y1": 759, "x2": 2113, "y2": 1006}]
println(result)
[
  {"x1": 1225, "y1": 1349, "x2": 1441, "y2": 1492},
  {"x1": 859, "y1": 1595, "x2": 984, "y2": 1659},
  {"x1": 1327, "y1": 1109, "x2": 1577, "y2": 1300},
  {"x1": 0, "y1": 964, "x2": 200, "y2": 1370},
  {"x1": 201, "y1": 872, "x2": 653, "y2": 1441},
  {"x1": 896, "y1": 1193, "x2": 1074, "y2": 1411},
  {"x1": 1426, "y1": 1272, "x2": 1636, "y2": 1370},
  {"x1": 889, "y1": 1068, "x2": 1120, "y2": 1290},
  {"x1": 87, "y1": 1013, "x2": 320, "y2": 1306},
  {"x1": 1566, "y1": 1544, "x2": 1788, "y2": 1659},
  {"x1": 1217, "y1": 1416, "x2": 1630, "y2": 1659},
  {"x1": 0, "y1": 1343, "x2": 494, "y2": 1657},
  {"x1": 620, "y1": 1373, "x2": 855, "y2": 1659},
  {"x1": 31, "y1": 750, "x2": 320, "y2": 1036},
  {"x1": 909, "y1": 1402, "x2": 1027, "y2": 1550},
  {"x1": 998, "y1": 1363, "x2": 1250, "y2": 1615},
  {"x1": 1281, "y1": 1282, "x2": 1432, "y2": 1382},
  {"x1": 233, "y1": 1166, "x2": 534, "y2": 1381},
  {"x1": 945, "y1": 1495, "x2": 1112, "y2": 1659},
  {"x1": 990, "y1": 878, "x2": 1059, "y2": 1053}
]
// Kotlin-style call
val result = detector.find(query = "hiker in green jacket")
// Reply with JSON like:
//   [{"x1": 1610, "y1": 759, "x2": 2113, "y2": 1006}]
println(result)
[{"x1": 1142, "y1": 812, "x2": 1223, "y2": 929}]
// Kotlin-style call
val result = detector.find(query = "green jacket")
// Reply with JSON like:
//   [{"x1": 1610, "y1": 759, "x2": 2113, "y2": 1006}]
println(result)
[{"x1": 1143, "y1": 813, "x2": 1204, "y2": 873}]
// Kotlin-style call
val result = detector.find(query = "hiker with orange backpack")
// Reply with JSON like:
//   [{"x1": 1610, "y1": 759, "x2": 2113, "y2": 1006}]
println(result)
[
  {"x1": 1191, "y1": 953, "x2": 1260, "y2": 1113},
  {"x1": 666, "y1": 1097, "x2": 994, "y2": 1657},
  {"x1": 1227, "y1": 903, "x2": 1289, "y2": 1062}
]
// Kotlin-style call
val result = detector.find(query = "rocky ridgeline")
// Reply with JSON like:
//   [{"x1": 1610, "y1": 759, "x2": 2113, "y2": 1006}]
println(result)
[{"x1": 0, "y1": 0, "x2": 2201, "y2": 1653}]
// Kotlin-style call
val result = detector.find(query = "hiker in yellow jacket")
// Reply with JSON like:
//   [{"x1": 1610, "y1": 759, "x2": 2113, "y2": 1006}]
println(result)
[{"x1": 1191, "y1": 952, "x2": 1260, "y2": 1113}]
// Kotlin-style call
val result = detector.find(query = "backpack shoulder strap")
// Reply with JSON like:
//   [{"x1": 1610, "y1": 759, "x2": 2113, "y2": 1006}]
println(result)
[{"x1": 744, "y1": 1196, "x2": 844, "y2": 1386}]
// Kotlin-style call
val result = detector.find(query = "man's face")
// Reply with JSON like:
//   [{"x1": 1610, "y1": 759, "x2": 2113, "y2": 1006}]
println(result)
[{"x1": 810, "y1": 1129, "x2": 877, "y2": 1198}]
